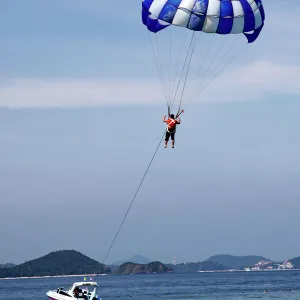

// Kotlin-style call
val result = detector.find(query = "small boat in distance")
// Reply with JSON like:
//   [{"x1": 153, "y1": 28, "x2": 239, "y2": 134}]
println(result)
[{"x1": 47, "y1": 281, "x2": 101, "y2": 300}]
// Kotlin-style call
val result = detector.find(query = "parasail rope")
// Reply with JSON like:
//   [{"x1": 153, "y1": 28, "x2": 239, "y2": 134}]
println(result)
[{"x1": 102, "y1": 130, "x2": 166, "y2": 264}]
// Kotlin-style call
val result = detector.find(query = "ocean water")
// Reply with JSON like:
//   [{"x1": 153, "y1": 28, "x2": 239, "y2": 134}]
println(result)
[{"x1": 1, "y1": 271, "x2": 300, "y2": 300}]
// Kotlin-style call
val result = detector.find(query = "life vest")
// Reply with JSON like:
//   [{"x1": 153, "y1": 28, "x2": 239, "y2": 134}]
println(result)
[{"x1": 166, "y1": 118, "x2": 177, "y2": 132}]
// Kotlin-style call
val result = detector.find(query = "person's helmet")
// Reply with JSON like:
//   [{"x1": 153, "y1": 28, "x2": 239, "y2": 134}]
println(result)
[{"x1": 170, "y1": 114, "x2": 175, "y2": 118}]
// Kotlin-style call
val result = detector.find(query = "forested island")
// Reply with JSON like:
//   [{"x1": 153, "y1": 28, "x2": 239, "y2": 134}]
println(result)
[
  {"x1": 115, "y1": 261, "x2": 172, "y2": 275},
  {"x1": 1, "y1": 251, "x2": 300, "y2": 279},
  {"x1": 0, "y1": 250, "x2": 171, "y2": 278}
]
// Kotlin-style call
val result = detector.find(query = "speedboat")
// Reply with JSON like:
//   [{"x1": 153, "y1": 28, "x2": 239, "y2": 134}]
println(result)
[{"x1": 47, "y1": 281, "x2": 101, "y2": 300}]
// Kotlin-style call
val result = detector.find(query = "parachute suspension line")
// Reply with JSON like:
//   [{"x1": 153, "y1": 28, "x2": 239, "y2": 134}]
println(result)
[
  {"x1": 194, "y1": 36, "x2": 229, "y2": 88},
  {"x1": 176, "y1": 32, "x2": 197, "y2": 116},
  {"x1": 190, "y1": 38, "x2": 246, "y2": 105},
  {"x1": 155, "y1": 32, "x2": 171, "y2": 107},
  {"x1": 197, "y1": 35, "x2": 238, "y2": 87},
  {"x1": 147, "y1": 31, "x2": 168, "y2": 104},
  {"x1": 174, "y1": 33, "x2": 243, "y2": 110},
  {"x1": 168, "y1": 29, "x2": 172, "y2": 106},
  {"x1": 178, "y1": 32, "x2": 214, "y2": 109},
  {"x1": 175, "y1": 30, "x2": 208, "y2": 113},
  {"x1": 206, "y1": 35, "x2": 242, "y2": 82},
  {"x1": 102, "y1": 130, "x2": 166, "y2": 264},
  {"x1": 190, "y1": 35, "x2": 243, "y2": 104},
  {"x1": 153, "y1": 33, "x2": 164, "y2": 82},
  {"x1": 170, "y1": 29, "x2": 186, "y2": 107},
  {"x1": 196, "y1": 34, "x2": 217, "y2": 77},
  {"x1": 166, "y1": 31, "x2": 195, "y2": 118},
  {"x1": 169, "y1": 31, "x2": 196, "y2": 114},
  {"x1": 151, "y1": 31, "x2": 169, "y2": 105}
]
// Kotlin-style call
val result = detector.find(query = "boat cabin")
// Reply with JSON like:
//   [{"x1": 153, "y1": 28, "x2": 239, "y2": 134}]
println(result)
[{"x1": 56, "y1": 282, "x2": 100, "y2": 300}]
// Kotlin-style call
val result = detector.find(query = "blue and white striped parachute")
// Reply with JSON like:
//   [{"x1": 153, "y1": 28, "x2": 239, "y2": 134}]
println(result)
[
  {"x1": 142, "y1": 0, "x2": 265, "y2": 43},
  {"x1": 142, "y1": 0, "x2": 266, "y2": 112}
]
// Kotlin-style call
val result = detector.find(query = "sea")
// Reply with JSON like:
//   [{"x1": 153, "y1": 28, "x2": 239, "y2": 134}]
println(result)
[{"x1": 1, "y1": 271, "x2": 300, "y2": 300}]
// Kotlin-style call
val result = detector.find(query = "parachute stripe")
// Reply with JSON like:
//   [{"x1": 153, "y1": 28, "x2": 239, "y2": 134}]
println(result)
[
  {"x1": 173, "y1": 8, "x2": 191, "y2": 27},
  {"x1": 218, "y1": 17, "x2": 234, "y2": 35},
  {"x1": 142, "y1": 0, "x2": 265, "y2": 42},
  {"x1": 231, "y1": 16, "x2": 245, "y2": 34},
  {"x1": 188, "y1": 13, "x2": 205, "y2": 31},
  {"x1": 179, "y1": 0, "x2": 196, "y2": 11},
  {"x1": 220, "y1": 1, "x2": 234, "y2": 18},
  {"x1": 193, "y1": 0, "x2": 209, "y2": 15},
  {"x1": 159, "y1": 4, "x2": 177, "y2": 23},
  {"x1": 203, "y1": 16, "x2": 219, "y2": 33},
  {"x1": 206, "y1": 0, "x2": 220, "y2": 17},
  {"x1": 232, "y1": 1, "x2": 244, "y2": 18}
]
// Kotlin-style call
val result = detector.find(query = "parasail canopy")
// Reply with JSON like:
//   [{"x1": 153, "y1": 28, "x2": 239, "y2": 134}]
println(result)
[
  {"x1": 142, "y1": 0, "x2": 266, "y2": 115},
  {"x1": 142, "y1": 0, "x2": 265, "y2": 43}
]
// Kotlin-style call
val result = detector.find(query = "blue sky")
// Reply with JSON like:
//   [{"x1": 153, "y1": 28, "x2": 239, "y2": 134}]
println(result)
[{"x1": 0, "y1": 1, "x2": 300, "y2": 265}]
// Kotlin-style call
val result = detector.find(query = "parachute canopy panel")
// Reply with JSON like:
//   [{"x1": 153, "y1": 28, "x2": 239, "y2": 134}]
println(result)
[{"x1": 142, "y1": 0, "x2": 265, "y2": 43}]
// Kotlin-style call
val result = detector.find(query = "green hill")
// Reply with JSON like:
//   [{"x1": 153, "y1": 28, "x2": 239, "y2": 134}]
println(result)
[
  {"x1": 206, "y1": 254, "x2": 268, "y2": 269},
  {"x1": 0, "y1": 267, "x2": 11, "y2": 278},
  {"x1": 0, "y1": 250, "x2": 111, "y2": 278},
  {"x1": 115, "y1": 261, "x2": 172, "y2": 275}
]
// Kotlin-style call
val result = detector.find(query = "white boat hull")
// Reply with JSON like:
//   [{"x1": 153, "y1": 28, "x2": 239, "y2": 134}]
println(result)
[{"x1": 47, "y1": 291, "x2": 76, "y2": 300}]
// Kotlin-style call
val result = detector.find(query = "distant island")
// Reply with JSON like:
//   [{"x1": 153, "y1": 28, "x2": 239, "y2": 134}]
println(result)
[
  {"x1": 115, "y1": 261, "x2": 172, "y2": 275},
  {"x1": 0, "y1": 250, "x2": 111, "y2": 279},
  {"x1": 1, "y1": 251, "x2": 300, "y2": 279},
  {"x1": 0, "y1": 250, "x2": 170, "y2": 279}
]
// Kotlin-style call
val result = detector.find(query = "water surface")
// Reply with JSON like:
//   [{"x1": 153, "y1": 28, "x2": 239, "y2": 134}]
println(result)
[{"x1": 1, "y1": 271, "x2": 299, "y2": 299}]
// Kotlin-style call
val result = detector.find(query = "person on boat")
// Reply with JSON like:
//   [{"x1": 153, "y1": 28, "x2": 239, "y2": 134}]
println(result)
[
  {"x1": 73, "y1": 287, "x2": 80, "y2": 298},
  {"x1": 163, "y1": 112, "x2": 182, "y2": 148}
]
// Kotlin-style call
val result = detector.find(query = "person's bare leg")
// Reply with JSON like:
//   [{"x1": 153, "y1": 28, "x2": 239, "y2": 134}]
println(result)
[
  {"x1": 164, "y1": 140, "x2": 168, "y2": 148},
  {"x1": 172, "y1": 140, "x2": 175, "y2": 148}
]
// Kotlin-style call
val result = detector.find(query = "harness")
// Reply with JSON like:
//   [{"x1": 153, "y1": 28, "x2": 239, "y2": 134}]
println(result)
[
  {"x1": 166, "y1": 118, "x2": 177, "y2": 133},
  {"x1": 165, "y1": 108, "x2": 183, "y2": 133}
]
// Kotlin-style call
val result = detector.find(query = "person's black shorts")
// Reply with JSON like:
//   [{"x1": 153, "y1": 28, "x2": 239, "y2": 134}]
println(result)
[{"x1": 165, "y1": 130, "x2": 175, "y2": 141}]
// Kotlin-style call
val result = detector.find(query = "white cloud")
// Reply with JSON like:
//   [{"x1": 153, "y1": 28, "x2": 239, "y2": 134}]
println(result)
[
  {"x1": 0, "y1": 61, "x2": 299, "y2": 108},
  {"x1": 186, "y1": 61, "x2": 300, "y2": 105},
  {"x1": 0, "y1": 78, "x2": 162, "y2": 108}
]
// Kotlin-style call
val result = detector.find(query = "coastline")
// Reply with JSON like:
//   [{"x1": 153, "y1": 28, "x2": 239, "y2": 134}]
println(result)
[
  {"x1": 197, "y1": 268, "x2": 300, "y2": 273},
  {"x1": 1, "y1": 268, "x2": 300, "y2": 281},
  {"x1": 0, "y1": 273, "x2": 108, "y2": 281}
]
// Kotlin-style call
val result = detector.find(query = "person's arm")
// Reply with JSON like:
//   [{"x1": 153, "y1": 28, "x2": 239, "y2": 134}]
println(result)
[{"x1": 163, "y1": 115, "x2": 167, "y2": 122}]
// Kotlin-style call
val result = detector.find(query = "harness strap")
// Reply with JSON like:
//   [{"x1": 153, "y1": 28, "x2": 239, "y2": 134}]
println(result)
[
  {"x1": 166, "y1": 118, "x2": 177, "y2": 133},
  {"x1": 166, "y1": 126, "x2": 176, "y2": 133}
]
